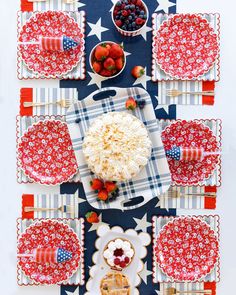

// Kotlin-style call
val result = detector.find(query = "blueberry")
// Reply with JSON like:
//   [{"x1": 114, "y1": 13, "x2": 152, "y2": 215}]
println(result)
[
  {"x1": 125, "y1": 20, "x2": 129, "y2": 25},
  {"x1": 125, "y1": 5, "x2": 130, "y2": 9},
  {"x1": 128, "y1": 15, "x2": 132, "y2": 20},
  {"x1": 120, "y1": 15, "x2": 125, "y2": 20},
  {"x1": 75, "y1": 118, "x2": 81, "y2": 124},
  {"x1": 130, "y1": 4, "x2": 135, "y2": 9},
  {"x1": 140, "y1": 10, "x2": 145, "y2": 15},
  {"x1": 128, "y1": 23, "x2": 132, "y2": 28},
  {"x1": 122, "y1": 25, "x2": 127, "y2": 30},
  {"x1": 131, "y1": 12, "x2": 135, "y2": 17},
  {"x1": 137, "y1": 99, "x2": 146, "y2": 109},
  {"x1": 116, "y1": 15, "x2": 120, "y2": 20},
  {"x1": 132, "y1": 22, "x2": 136, "y2": 27},
  {"x1": 143, "y1": 14, "x2": 147, "y2": 19},
  {"x1": 116, "y1": 1, "x2": 122, "y2": 6}
]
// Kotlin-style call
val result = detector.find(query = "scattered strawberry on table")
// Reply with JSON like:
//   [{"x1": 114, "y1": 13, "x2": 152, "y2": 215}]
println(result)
[
  {"x1": 113, "y1": 0, "x2": 147, "y2": 32},
  {"x1": 131, "y1": 65, "x2": 145, "y2": 78},
  {"x1": 91, "y1": 42, "x2": 125, "y2": 77},
  {"x1": 90, "y1": 178, "x2": 120, "y2": 203},
  {"x1": 85, "y1": 211, "x2": 100, "y2": 223},
  {"x1": 125, "y1": 96, "x2": 146, "y2": 110},
  {"x1": 125, "y1": 97, "x2": 137, "y2": 110}
]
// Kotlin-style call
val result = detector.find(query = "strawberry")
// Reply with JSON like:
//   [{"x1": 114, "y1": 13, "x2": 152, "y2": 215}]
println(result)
[
  {"x1": 85, "y1": 211, "x2": 99, "y2": 223},
  {"x1": 122, "y1": 10, "x2": 129, "y2": 17},
  {"x1": 115, "y1": 20, "x2": 123, "y2": 28},
  {"x1": 92, "y1": 61, "x2": 101, "y2": 74},
  {"x1": 115, "y1": 57, "x2": 124, "y2": 71},
  {"x1": 94, "y1": 45, "x2": 109, "y2": 61},
  {"x1": 105, "y1": 44, "x2": 111, "y2": 51},
  {"x1": 104, "y1": 57, "x2": 116, "y2": 71},
  {"x1": 131, "y1": 66, "x2": 145, "y2": 78},
  {"x1": 125, "y1": 97, "x2": 137, "y2": 110},
  {"x1": 90, "y1": 178, "x2": 104, "y2": 190},
  {"x1": 104, "y1": 181, "x2": 118, "y2": 193},
  {"x1": 98, "y1": 189, "x2": 109, "y2": 201},
  {"x1": 136, "y1": 18, "x2": 144, "y2": 25},
  {"x1": 136, "y1": 0, "x2": 143, "y2": 6},
  {"x1": 100, "y1": 69, "x2": 113, "y2": 77},
  {"x1": 109, "y1": 44, "x2": 124, "y2": 59}
]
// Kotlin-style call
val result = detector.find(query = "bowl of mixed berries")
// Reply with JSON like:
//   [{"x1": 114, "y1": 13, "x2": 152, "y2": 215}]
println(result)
[
  {"x1": 90, "y1": 41, "x2": 126, "y2": 78},
  {"x1": 112, "y1": 0, "x2": 148, "y2": 36}
]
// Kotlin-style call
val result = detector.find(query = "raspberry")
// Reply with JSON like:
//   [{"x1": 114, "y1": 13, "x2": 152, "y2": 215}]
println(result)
[
  {"x1": 120, "y1": 261, "x2": 126, "y2": 268},
  {"x1": 124, "y1": 257, "x2": 130, "y2": 263},
  {"x1": 114, "y1": 258, "x2": 120, "y2": 265}
]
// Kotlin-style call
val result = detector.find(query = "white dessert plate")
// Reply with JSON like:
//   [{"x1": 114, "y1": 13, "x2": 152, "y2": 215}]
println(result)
[
  {"x1": 85, "y1": 225, "x2": 151, "y2": 295},
  {"x1": 66, "y1": 87, "x2": 171, "y2": 210}
]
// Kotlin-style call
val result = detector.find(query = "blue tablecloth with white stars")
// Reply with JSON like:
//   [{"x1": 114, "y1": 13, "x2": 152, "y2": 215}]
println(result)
[{"x1": 60, "y1": 1, "x2": 177, "y2": 294}]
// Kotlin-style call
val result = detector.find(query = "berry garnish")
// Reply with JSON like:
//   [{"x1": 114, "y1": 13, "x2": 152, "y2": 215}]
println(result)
[
  {"x1": 125, "y1": 97, "x2": 137, "y2": 110},
  {"x1": 137, "y1": 99, "x2": 146, "y2": 109},
  {"x1": 114, "y1": 248, "x2": 124, "y2": 257},
  {"x1": 85, "y1": 211, "x2": 99, "y2": 224},
  {"x1": 115, "y1": 57, "x2": 124, "y2": 71},
  {"x1": 114, "y1": 258, "x2": 121, "y2": 265},
  {"x1": 131, "y1": 65, "x2": 145, "y2": 78},
  {"x1": 120, "y1": 261, "x2": 127, "y2": 268},
  {"x1": 124, "y1": 257, "x2": 130, "y2": 263},
  {"x1": 98, "y1": 189, "x2": 109, "y2": 201},
  {"x1": 90, "y1": 178, "x2": 104, "y2": 190},
  {"x1": 104, "y1": 181, "x2": 118, "y2": 193}
]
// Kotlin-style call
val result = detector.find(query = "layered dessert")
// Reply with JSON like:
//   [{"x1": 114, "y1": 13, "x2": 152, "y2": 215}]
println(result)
[
  {"x1": 100, "y1": 272, "x2": 131, "y2": 295},
  {"x1": 103, "y1": 238, "x2": 134, "y2": 271},
  {"x1": 82, "y1": 111, "x2": 152, "y2": 181}
]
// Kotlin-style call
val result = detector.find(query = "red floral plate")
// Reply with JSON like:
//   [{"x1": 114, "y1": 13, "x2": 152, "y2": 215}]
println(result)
[
  {"x1": 154, "y1": 216, "x2": 219, "y2": 282},
  {"x1": 18, "y1": 120, "x2": 78, "y2": 185},
  {"x1": 17, "y1": 220, "x2": 82, "y2": 285},
  {"x1": 161, "y1": 120, "x2": 220, "y2": 186},
  {"x1": 18, "y1": 11, "x2": 85, "y2": 78},
  {"x1": 153, "y1": 14, "x2": 219, "y2": 79}
]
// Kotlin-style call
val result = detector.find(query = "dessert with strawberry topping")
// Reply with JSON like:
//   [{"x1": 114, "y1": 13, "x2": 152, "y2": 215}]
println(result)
[
  {"x1": 82, "y1": 112, "x2": 152, "y2": 182},
  {"x1": 90, "y1": 42, "x2": 126, "y2": 78},
  {"x1": 112, "y1": 0, "x2": 148, "y2": 35},
  {"x1": 103, "y1": 238, "x2": 135, "y2": 271}
]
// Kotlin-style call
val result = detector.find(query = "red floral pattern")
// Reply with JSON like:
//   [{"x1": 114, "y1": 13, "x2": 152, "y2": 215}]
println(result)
[
  {"x1": 161, "y1": 120, "x2": 220, "y2": 185},
  {"x1": 154, "y1": 217, "x2": 219, "y2": 282},
  {"x1": 153, "y1": 14, "x2": 219, "y2": 79},
  {"x1": 17, "y1": 220, "x2": 82, "y2": 285},
  {"x1": 18, "y1": 11, "x2": 84, "y2": 78},
  {"x1": 18, "y1": 120, "x2": 78, "y2": 185}
]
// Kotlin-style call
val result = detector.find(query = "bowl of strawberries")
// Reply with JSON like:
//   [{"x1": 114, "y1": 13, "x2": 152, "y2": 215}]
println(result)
[
  {"x1": 112, "y1": 0, "x2": 149, "y2": 36},
  {"x1": 90, "y1": 41, "x2": 126, "y2": 78}
]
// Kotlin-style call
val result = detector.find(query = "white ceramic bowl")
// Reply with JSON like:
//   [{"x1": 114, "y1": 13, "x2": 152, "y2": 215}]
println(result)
[
  {"x1": 111, "y1": 0, "x2": 149, "y2": 37},
  {"x1": 89, "y1": 41, "x2": 127, "y2": 79}
]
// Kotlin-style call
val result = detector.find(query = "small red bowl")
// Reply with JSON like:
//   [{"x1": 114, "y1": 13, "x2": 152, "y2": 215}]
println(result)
[{"x1": 89, "y1": 41, "x2": 126, "y2": 79}]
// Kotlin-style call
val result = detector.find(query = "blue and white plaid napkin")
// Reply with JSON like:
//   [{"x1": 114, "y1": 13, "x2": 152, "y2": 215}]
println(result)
[{"x1": 66, "y1": 87, "x2": 171, "y2": 210}]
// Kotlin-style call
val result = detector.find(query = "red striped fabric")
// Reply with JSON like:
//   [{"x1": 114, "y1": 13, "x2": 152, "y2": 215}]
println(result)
[
  {"x1": 181, "y1": 148, "x2": 203, "y2": 161},
  {"x1": 35, "y1": 248, "x2": 57, "y2": 263},
  {"x1": 40, "y1": 37, "x2": 63, "y2": 51}
]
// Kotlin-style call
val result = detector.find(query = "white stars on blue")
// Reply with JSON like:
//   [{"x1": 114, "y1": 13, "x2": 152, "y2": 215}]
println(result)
[
  {"x1": 166, "y1": 146, "x2": 181, "y2": 161},
  {"x1": 63, "y1": 36, "x2": 79, "y2": 51},
  {"x1": 57, "y1": 248, "x2": 72, "y2": 263}
]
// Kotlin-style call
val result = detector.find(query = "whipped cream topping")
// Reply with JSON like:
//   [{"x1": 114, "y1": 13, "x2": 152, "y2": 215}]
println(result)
[{"x1": 82, "y1": 111, "x2": 152, "y2": 181}]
